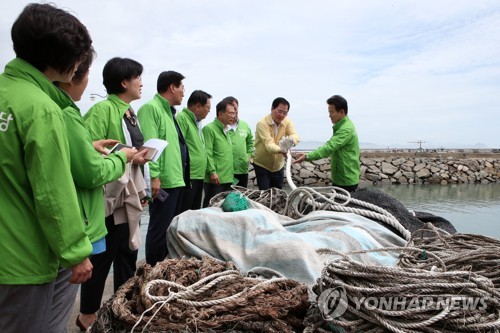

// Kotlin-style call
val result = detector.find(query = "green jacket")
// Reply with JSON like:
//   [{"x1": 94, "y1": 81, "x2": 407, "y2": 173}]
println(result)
[
  {"x1": 203, "y1": 119, "x2": 234, "y2": 184},
  {"x1": 176, "y1": 108, "x2": 207, "y2": 180},
  {"x1": 83, "y1": 94, "x2": 130, "y2": 144},
  {"x1": 229, "y1": 120, "x2": 253, "y2": 174},
  {"x1": 307, "y1": 116, "x2": 360, "y2": 186},
  {"x1": 0, "y1": 58, "x2": 92, "y2": 284},
  {"x1": 137, "y1": 94, "x2": 185, "y2": 188},
  {"x1": 61, "y1": 95, "x2": 126, "y2": 244}
]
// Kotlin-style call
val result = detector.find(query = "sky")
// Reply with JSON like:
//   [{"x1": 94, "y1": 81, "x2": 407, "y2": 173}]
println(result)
[{"x1": 1, "y1": 0, "x2": 499, "y2": 149}]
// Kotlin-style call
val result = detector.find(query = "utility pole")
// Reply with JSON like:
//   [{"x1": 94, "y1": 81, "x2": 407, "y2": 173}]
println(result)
[{"x1": 408, "y1": 140, "x2": 425, "y2": 152}]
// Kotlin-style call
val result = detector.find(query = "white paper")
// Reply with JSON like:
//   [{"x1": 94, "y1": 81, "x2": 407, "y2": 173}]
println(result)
[{"x1": 143, "y1": 138, "x2": 168, "y2": 162}]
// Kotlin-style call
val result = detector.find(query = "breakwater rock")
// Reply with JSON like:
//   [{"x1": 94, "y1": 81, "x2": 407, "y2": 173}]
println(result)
[{"x1": 248, "y1": 153, "x2": 500, "y2": 186}]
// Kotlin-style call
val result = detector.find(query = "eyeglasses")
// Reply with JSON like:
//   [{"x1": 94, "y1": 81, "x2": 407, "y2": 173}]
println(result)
[{"x1": 275, "y1": 109, "x2": 289, "y2": 116}]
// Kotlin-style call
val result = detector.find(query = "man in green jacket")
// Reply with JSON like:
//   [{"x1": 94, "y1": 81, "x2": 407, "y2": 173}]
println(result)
[
  {"x1": 224, "y1": 96, "x2": 254, "y2": 188},
  {"x1": 295, "y1": 95, "x2": 360, "y2": 192},
  {"x1": 0, "y1": 4, "x2": 93, "y2": 332},
  {"x1": 177, "y1": 90, "x2": 212, "y2": 211},
  {"x1": 202, "y1": 99, "x2": 237, "y2": 207},
  {"x1": 138, "y1": 70, "x2": 190, "y2": 266}
]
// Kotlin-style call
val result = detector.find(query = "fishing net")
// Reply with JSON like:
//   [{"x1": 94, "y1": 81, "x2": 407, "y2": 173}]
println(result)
[
  {"x1": 90, "y1": 256, "x2": 309, "y2": 333},
  {"x1": 221, "y1": 192, "x2": 249, "y2": 212},
  {"x1": 210, "y1": 186, "x2": 289, "y2": 215}
]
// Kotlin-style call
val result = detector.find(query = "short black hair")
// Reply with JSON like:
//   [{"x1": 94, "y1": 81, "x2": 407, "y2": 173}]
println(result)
[
  {"x1": 11, "y1": 3, "x2": 93, "y2": 74},
  {"x1": 222, "y1": 96, "x2": 238, "y2": 106},
  {"x1": 72, "y1": 47, "x2": 95, "y2": 83},
  {"x1": 327, "y1": 95, "x2": 348, "y2": 114},
  {"x1": 216, "y1": 99, "x2": 232, "y2": 117},
  {"x1": 272, "y1": 97, "x2": 290, "y2": 110},
  {"x1": 187, "y1": 90, "x2": 212, "y2": 108},
  {"x1": 157, "y1": 71, "x2": 185, "y2": 93},
  {"x1": 102, "y1": 57, "x2": 143, "y2": 95}
]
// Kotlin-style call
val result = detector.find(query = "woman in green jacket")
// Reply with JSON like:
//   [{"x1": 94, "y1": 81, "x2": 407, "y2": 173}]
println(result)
[
  {"x1": 79, "y1": 57, "x2": 148, "y2": 330},
  {"x1": 0, "y1": 4, "x2": 94, "y2": 332},
  {"x1": 55, "y1": 52, "x2": 137, "y2": 332}
]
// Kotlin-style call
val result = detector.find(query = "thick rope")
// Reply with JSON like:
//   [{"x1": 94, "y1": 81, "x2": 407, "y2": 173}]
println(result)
[
  {"x1": 308, "y1": 255, "x2": 500, "y2": 332},
  {"x1": 207, "y1": 146, "x2": 412, "y2": 242},
  {"x1": 135, "y1": 269, "x2": 291, "y2": 332},
  {"x1": 143, "y1": 270, "x2": 240, "y2": 302},
  {"x1": 305, "y1": 224, "x2": 500, "y2": 332},
  {"x1": 91, "y1": 257, "x2": 309, "y2": 333},
  {"x1": 285, "y1": 149, "x2": 411, "y2": 241}
]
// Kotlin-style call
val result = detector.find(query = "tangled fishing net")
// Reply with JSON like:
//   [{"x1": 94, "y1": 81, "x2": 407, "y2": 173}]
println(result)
[
  {"x1": 90, "y1": 256, "x2": 309, "y2": 333},
  {"x1": 304, "y1": 224, "x2": 500, "y2": 332}
]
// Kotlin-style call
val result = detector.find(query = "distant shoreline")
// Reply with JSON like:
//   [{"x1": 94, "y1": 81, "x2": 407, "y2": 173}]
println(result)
[{"x1": 292, "y1": 149, "x2": 500, "y2": 159}]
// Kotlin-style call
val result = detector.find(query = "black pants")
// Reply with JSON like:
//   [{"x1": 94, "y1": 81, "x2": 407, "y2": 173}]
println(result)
[
  {"x1": 233, "y1": 173, "x2": 248, "y2": 188},
  {"x1": 332, "y1": 183, "x2": 358, "y2": 193},
  {"x1": 202, "y1": 182, "x2": 232, "y2": 208},
  {"x1": 253, "y1": 163, "x2": 284, "y2": 190},
  {"x1": 180, "y1": 179, "x2": 204, "y2": 213},
  {"x1": 80, "y1": 215, "x2": 137, "y2": 314},
  {"x1": 146, "y1": 187, "x2": 183, "y2": 266}
]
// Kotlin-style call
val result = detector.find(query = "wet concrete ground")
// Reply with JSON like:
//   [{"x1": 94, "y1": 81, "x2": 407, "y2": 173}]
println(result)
[{"x1": 67, "y1": 275, "x2": 113, "y2": 332}]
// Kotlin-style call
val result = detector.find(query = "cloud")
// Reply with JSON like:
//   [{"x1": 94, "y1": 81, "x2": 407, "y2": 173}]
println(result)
[{"x1": 1, "y1": 0, "x2": 499, "y2": 147}]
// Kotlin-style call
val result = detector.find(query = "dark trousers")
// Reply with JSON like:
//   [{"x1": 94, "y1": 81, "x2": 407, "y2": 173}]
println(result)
[
  {"x1": 333, "y1": 183, "x2": 358, "y2": 193},
  {"x1": 180, "y1": 179, "x2": 204, "y2": 213},
  {"x1": 202, "y1": 182, "x2": 232, "y2": 208},
  {"x1": 233, "y1": 173, "x2": 249, "y2": 188},
  {"x1": 253, "y1": 163, "x2": 284, "y2": 190},
  {"x1": 80, "y1": 216, "x2": 137, "y2": 314},
  {"x1": 0, "y1": 282, "x2": 54, "y2": 333},
  {"x1": 146, "y1": 187, "x2": 183, "y2": 266}
]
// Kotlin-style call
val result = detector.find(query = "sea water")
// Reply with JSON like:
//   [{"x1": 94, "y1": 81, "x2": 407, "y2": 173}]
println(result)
[{"x1": 367, "y1": 182, "x2": 500, "y2": 238}]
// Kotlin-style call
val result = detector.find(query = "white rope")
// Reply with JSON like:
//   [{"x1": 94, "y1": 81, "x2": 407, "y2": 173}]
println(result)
[{"x1": 284, "y1": 149, "x2": 411, "y2": 241}]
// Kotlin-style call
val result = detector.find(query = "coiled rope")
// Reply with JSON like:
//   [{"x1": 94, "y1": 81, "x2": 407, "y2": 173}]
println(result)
[
  {"x1": 208, "y1": 137, "x2": 412, "y2": 241},
  {"x1": 283, "y1": 142, "x2": 411, "y2": 241},
  {"x1": 304, "y1": 224, "x2": 500, "y2": 332},
  {"x1": 133, "y1": 270, "x2": 289, "y2": 333},
  {"x1": 400, "y1": 223, "x2": 500, "y2": 289}
]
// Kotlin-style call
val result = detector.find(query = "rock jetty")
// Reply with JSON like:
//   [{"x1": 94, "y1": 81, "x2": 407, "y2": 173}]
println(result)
[{"x1": 248, "y1": 153, "x2": 500, "y2": 187}]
